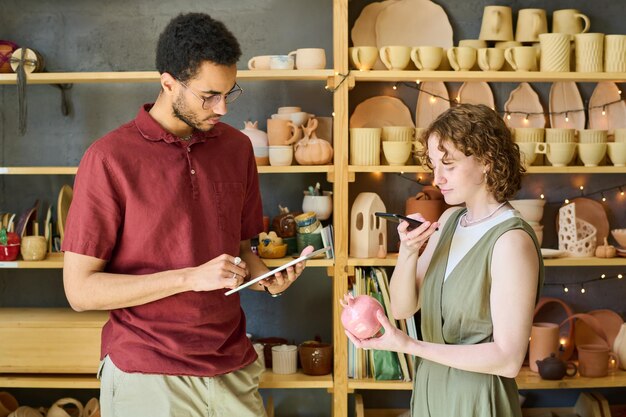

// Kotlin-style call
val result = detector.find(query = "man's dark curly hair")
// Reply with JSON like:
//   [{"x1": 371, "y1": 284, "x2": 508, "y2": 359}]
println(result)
[
  {"x1": 156, "y1": 13, "x2": 241, "y2": 82},
  {"x1": 419, "y1": 104, "x2": 525, "y2": 202}
]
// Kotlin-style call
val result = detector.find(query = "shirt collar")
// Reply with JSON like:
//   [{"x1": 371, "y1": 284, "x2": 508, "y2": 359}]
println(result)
[{"x1": 134, "y1": 103, "x2": 223, "y2": 144}]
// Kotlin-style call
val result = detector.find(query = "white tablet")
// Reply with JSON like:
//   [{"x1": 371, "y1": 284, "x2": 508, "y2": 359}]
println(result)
[{"x1": 224, "y1": 247, "x2": 331, "y2": 296}]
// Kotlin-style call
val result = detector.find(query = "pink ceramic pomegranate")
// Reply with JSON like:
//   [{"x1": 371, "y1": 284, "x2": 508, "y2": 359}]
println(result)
[{"x1": 340, "y1": 293, "x2": 384, "y2": 339}]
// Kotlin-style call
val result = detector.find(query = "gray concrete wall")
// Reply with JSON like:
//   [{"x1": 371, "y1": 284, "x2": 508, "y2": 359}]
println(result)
[{"x1": 1, "y1": 0, "x2": 625, "y2": 414}]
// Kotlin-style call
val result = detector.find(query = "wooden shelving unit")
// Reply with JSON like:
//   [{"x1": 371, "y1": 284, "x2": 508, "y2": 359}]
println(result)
[
  {"x1": 1, "y1": 1, "x2": 625, "y2": 416},
  {"x1": 0, "y1": 370, "x2": 333, "y2": 390}
]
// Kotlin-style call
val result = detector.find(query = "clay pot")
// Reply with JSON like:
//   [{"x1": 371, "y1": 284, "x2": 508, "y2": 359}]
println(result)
[
  {"x1": 529, "y1": 322, "x2": 560, "y2": 373},
  {"x1": 0, "y1": 392, "x2": 19, "y2": 417},
  {"x1": 299, "y1": 342, "x2": 333, "y2": 375},
  {"x1": 533, "y1": 297, "x2": 575, "y2": 360},
  {"x1": 405, "y1": 186, "x2": 447, "y2": 222},
  {"x1": 536, "y1": 352, "x2": 577, "y2": 380}
]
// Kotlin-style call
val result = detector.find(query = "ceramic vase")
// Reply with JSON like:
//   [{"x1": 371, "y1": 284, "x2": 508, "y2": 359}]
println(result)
[
  {"x1": 614, "y1": 323, "x2": 626, "y2": 371},
  {"x1": 529, "y1": 322, "x2": 560, "y2": 372}
]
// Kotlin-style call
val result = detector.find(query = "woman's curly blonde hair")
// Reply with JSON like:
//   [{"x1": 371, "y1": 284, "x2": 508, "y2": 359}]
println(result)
[{"x1": 418, "y1": 104, "x2": 525, "y2": 202}]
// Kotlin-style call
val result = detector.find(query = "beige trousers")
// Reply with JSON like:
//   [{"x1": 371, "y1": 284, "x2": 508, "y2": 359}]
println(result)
[{"x1": 98, "y1": 355, "x2": 267, "y2": 417}]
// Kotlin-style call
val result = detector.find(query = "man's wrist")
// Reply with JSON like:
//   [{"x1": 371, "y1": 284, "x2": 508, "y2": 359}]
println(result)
[{"x1": 263, "y1": 285, "x2": 284, "y2": 297}]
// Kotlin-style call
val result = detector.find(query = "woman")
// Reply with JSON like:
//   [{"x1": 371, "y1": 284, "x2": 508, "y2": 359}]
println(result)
[{"x1": 345, "y1": 104, "x2": 544, "y2": 416}]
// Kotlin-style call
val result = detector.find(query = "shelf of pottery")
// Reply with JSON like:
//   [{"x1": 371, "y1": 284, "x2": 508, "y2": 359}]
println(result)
[
  {"x1": 0, "y1": 33, "x2": 340, "y2": 408},
  {"x1": 341, "y1": 0, "x2": 626, "y2": 412}
]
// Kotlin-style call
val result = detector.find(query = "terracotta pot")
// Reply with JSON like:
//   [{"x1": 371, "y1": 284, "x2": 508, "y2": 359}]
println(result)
[
  {"x1": 533, "y1": 297, "x2": 575, "y2": 360},
  {"x1": 299, "y1": 342, "x2": 333, "y2": 376},
  {"x1": 404, "y1": 186, "x2": 447, "y2": 223},
  {"x1": 529, "y1": 322, "x2": 560, "y2": 372}
]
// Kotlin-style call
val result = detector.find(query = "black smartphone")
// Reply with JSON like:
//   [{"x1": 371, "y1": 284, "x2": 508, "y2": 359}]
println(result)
[{"x1": 375, "y1": 212, "x2": 424, "y2": 231}]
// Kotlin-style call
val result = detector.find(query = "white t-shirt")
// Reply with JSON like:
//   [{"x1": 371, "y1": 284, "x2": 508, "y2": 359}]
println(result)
[{"x1": 444, "y1": 209, "x2": 519, "y2": 280}]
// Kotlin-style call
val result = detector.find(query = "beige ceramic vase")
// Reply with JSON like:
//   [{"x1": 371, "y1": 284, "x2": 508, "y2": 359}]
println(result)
[{"x1": 614, "y1": 323, "x2": 626, "y2": 371}]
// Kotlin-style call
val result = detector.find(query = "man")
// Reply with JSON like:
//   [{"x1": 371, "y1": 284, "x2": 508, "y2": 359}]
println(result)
[{"x1": 63, "y1": 12, "x2": 310, "y2": 417}]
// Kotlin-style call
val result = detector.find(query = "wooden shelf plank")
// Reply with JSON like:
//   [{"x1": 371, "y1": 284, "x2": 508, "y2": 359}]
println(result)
[
  {"x1": 0, "y1": 166, "x2": 333, "y2": 175},
  {"x1": 352, "y1": 70, "x2": 626, "y2": 83},
  {"x1": 1, "y1": 252, "x2": 334, "y2": 269},
  {"x1": 348, "y1": 165, "x2": 626, "y2": 174},
  {"x1": 0, "y1": 70, "x2": 334, "y2": 85},
  {"x1": 0, "y1": 370, "x2": 332, "y2": 389},
  {"x1": 347, "y1": 254, "x2": 626, "y2": 267},
  {"x1": 348, "y1": 367, "x2": 626, "y2": 391}
]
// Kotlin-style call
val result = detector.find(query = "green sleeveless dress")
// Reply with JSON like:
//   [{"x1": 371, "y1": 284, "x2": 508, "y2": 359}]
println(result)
[{"x1": 411, "y1": 209, "x2": 544, "y2": 417}]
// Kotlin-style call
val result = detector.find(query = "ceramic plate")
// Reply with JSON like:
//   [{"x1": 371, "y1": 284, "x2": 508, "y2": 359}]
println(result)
[
  {"x1": 504, "y1": 83, "x2": 546, "y2": 128},
  {"x1": 617, "y1": 247, "x2": 626, "y2": 257},
  {"x1": 15, "y1": 200, "x2": 39, "y2": 238},
  {"x1": 457, "y1": 82, "x2": 495, "y2": 108},
  {"x1": 57, "y1": 184, "x2": 73, "y2": 242},
  {"x1": 540, "y1": 248, "x2": 566, "y2": 258},
  {"x1": 415, "y1": 81, "x2": 449, "y2": 128},
  {"x1": 589, "y1": 82, "x2": 626, "y2": 135},
  {"x1": 575, "y1": 309, "x2": 624, "y2": 349},
  {"x1": 555, "y1": 198, "x2": 609, "y2": 247},
  {"x1": 350, "y1": 96, "x2": 414, "y2": 128},
  {"x1": 375, "y1": 0, "x2": 454, "y2": 49},
  {"x1": 549, "y1": 82, "x2": 585, "y2": 130}
]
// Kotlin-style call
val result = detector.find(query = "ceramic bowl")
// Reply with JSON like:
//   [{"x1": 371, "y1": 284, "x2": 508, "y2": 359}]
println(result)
[
  {"x1": 0, "y1": 243, "x2": 20, "y2": 261},
  {"x1": 510, "y1": 199, "x2": 546, "y2": 223},
  {"x1": 611, "y1": 229, "x2": 626, "y2": 248}
]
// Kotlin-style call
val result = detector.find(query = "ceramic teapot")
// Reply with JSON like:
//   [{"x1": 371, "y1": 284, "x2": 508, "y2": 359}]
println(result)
[{"x1": 536, "y1": 353, "x2": 577, "y2": 380}]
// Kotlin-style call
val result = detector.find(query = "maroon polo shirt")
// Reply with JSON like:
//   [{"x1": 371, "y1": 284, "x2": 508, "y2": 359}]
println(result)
[{"x1": 63, "y1": 104, "x2": 263, "y2": 376}]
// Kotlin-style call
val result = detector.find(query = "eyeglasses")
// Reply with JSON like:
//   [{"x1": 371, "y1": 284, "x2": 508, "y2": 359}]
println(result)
[{"x1": 177, "y1": 80, "x2": 243, "y2": 109}]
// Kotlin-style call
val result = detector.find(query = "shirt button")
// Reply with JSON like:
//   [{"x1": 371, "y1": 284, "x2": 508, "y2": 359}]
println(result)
[{"x1": 191, "y1": 169, "x2": 196, "y2": 175}]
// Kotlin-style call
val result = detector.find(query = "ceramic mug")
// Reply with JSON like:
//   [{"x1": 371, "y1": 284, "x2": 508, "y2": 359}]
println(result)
[
  {"x1": 577, "y1": 344, "x2": 619, "y2": 377},
  {"x1": 552, "y1": 9, "x2": 591, "y2": 39},
  {"x1": 267, "y1": 118, "x2": 299, "y2": 146},
  {"x1": 382, "y1": 126, "x2": 414, "y2": 142},
  {"x1": 545, "y1": 128, "x2": 576, "y2": 143},
  {"x1": 447, "y1": 46, "x2": 477, "y2": 71},
  {"x1": 535, "y1": 142, "x2": 577, "y2": 167},
  {"x1": 494, "y1": 41, "x2": 522, "y2": 71},
  {"x1": 516, "y1": 9, "x2": 548, "y2": 43},
  {"x1": 458, "y1": 40, "x2": 486, "y2": 70},
  {"x1": 504, "y1": 46, "x2": 538, "y2": 71},
  {"x1": 269, "y1": 55, "x2": 295, "y2": 70},
  {"x1": 539, "y1": 33, "x2": 571, "y2": 72},
  {"x1": 607, "y1": 142, "x2": 626, "y2": 166},
  {"x1": 379, "y1": 46, "x2": 411, "y2": 70},
  {"x1": 247, "y1": 55, "x2": 272, "y2": 70},
  {"x1": 479, "y1": 5, "x2": 514, "y2": 41},
  {"x1": 268, "y1": 145, "x2": 293, "y2": 166},
  {"x1": 382, "y1": 141, "x2": 412, "y2": 166},
  {"x1": 20, "y1": 236, "x2": 47, "y2": 261},
  {"x1": 288, "y1": 48, "x2": 326, "y2": 69},
  {"x1": 410, "y1": 46, "x2": 443, "y2": 71},
  {"x1": 578, "y1": 143, "x2": 607, "y2": 167},
  {"x1": 604, "y1": 35, "x2": 626, "y2": 72},
  {"x1": 516, "y1": 141, "x2": 541, "y2": 166},
  {"x1": 514, "y1": 127, "x2": 545, "y2": 143},
  {"x1": 575, "y1": 33, "x2": 605, "y2": 72},
  {"x1": 578, "y1": 129, "x2": 608, "y2": 144},
  {"x1": 351, "y1": 46, "x2": 379, "y2": 71},
  {"x1": 478, "y1": 48, "x2": 505, "y2": 71},
  {"x1": 350, "y1": 128, "x2": 381, "y2": 165}
]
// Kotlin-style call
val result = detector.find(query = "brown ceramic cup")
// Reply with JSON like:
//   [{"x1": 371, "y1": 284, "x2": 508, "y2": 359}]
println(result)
[
  {"x1": 577, "y1": 344, "x2": 619, "y2": 377},
  {"x1": 299, "y1": 342, "x2": 333, "y2": 375}
]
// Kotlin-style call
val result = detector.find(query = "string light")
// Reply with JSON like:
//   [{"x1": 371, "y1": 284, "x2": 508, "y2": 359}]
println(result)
[
  {"x1": 541, "y1": 183, "x2": 626, "y2": 206},
  {"x1": 540, "y1": 194, "x2": 545, "y2": 200},
  {"x1": 430, "y1": 96, "x2": 436, "y2": 104},
  {"x1": 547, "y1": 273, "x2": 625, "y2": 296},
  {"x1": 392, "y1": 83, "x2": 398, "y2": 90},
  {"x1": 565, "y1": 112, "x2": 569, "y2": 122},
  {"x1": 601, "y1": 192, "x2": 607, "y2": 202},
  {"x1": 602, "y1": 106, "x2": 607, "y2": 116}
]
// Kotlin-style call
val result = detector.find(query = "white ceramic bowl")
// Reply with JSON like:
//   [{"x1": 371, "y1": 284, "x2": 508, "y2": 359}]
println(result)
[
  {"x1": 611, "y1": 229, "x2": 626, "y2": 248},
  {"x1": 510, "y1": 199, "x2": 546, "y2": 223}
]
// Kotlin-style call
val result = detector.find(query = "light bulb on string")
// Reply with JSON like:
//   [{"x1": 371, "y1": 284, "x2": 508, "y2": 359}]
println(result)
[
  {"x1": 523, "y1": 114, "x2": 529, "y2": 124},
  {"x1": 581, "y1": 284, "x2": 586, "y2": 294},
  {"x1": 565, "y1": 198, "x2": 570, "y2": 204},
  {"x1": 506, "y1": 113, "x2": 511, "y2": 121},
  {"x1": 563, "y1": 285, "x2": 569, "y2": 293},
  {"x1": 392, "y1": 83, "x2": 398, "y2": 90},
  {"x1": 430, "y1": 96, "x2": 436, "y2": 104},
  {"x1": 620, "y1": 187, "x2": 624, "y2": 196},
  {"x1": 602, "y1": 106, "x2": 607, "y2": 116},
  {"x1": 565, "y1": 112, "x2": 569, "y2": 123},
  {"x1": 619, "y1": 274, "x2": 623, "y2": 279},
  {"x1": 416, "y1": 80, "x2": 421, "y2": 85},
  {"x1": 601, "y1": 192, "x2": 607, "y2": 202},
  {"x1": 540, "y1": 194, "x2": 545, "y2": 200},
  {"x1": 601, "y1": 274, "x2": 606, "y2": 279}
]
